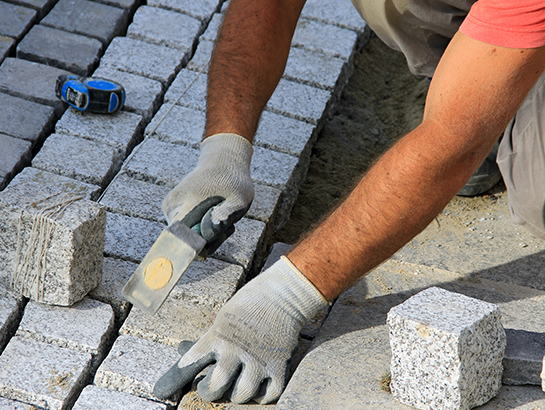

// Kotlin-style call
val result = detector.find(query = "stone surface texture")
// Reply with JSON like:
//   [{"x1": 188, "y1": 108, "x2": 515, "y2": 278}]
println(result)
[{"x1": 387, "y1": 287, "x2": 506, "y2": 410}]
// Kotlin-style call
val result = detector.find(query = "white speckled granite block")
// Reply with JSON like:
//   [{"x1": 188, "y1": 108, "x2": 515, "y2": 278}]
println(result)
[
  {"x1": 89, "y1": 257, "x2": 137, "y2": 321},
  {"x1": 94, "y1": 335, "x2": 180, "y2": 403},
  {"x1": 185, "y1": 38, "x2": 214, "y2": 73},
  {"x1": 301, "y1": 0, "x2": 368, "y2": 32},
  {"x1": 0, "y1": 188, "x2": 106, "y2": 306},
  {"x1": 145, "y1": 0, "x2": 220, "y2": 21},
  {"x1": 214, "y1": 217, "x2": 266, "y2": 269},
  {"x1": 93, "y1": 67, "x2": 164, "y2": 121},
  {"x1": 284, "y1": 47, "x2": 347, "y2": 90},
  {"x1": 32, "y1": 133, "x2": 123, "y2": 187},
  {"x1": 0, "y1": 396, "x2": 36, "y2": 409},
  {"x1": 55, "y1": 109, "x2": 145, "y2": 155},
  {"x1": 73, "y1": 385, "x2": 167, "y2": 410},
  {"x1": 200, "y1": 12, "x2": 223, "y2": 41},
  {"x1": 0, "y1": 286, "x2": 24, "y2": 352},
  {"x1": 145, "y1": 104, "x2": 206, "y2": 148},
  {"x1": 99, "y1": 37, "x2": 186, "y2": 86},
  {"x1": 164, "y1": 68, "x2": 207, "y2": 110},
  {"x1": 387, "y1": 287, "x2": 506, "y2": 410},
  {"x1": 104, "y1": 212, "x2": 165, "y2": 262},
  {"x1": 16, "y1": 298, "x2": 115, "y2": 357},
  {"x1": 292, "y1": 18, "x2": 358, "y2": 61},
  {"x1": 0, "y1": 337, "x2": 93, "y2": 410},
  {"x1": 128, "y1": 6, "x2": 201, "y2": 51}
]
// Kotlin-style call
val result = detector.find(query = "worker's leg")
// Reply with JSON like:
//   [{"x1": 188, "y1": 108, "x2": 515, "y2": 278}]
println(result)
[
  {"x1": 497, "y1": 71, "x2": 545, "y2": 239},
  {"x1": 350, "y1": 0, "x2": 475, "y2": 77}
]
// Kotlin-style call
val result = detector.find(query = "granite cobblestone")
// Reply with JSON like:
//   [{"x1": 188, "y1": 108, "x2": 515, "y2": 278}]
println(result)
[{"x1": 0, "y1": 2, "x2": 37, "y2": 41}]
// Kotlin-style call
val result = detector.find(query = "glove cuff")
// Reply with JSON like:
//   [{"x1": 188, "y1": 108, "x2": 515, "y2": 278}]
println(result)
[{"x1": 200, "y1": 133, "x2": 253, "y2": 169}]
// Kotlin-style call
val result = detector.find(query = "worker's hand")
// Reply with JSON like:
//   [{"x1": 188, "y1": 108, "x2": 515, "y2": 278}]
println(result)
[
  {"x1": 153, "y1": 256, "x2": 327, "y2": 404},
  {"x1": 162, "y1": 133, "x2": 254, "y2": 245}
]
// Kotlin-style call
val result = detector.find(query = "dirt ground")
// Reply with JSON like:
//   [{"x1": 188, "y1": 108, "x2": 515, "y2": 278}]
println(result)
[{"x1": 272, "y1": 35, "x2": 430, "y2": 245}]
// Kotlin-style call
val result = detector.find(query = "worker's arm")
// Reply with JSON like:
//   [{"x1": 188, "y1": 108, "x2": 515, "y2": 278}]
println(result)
[
  {"x1": 162, "y1": 0, "x2": 305, "y2": 242},
  {"x1": 289, "y1": 32, "x2": 545, "y2": 300}
]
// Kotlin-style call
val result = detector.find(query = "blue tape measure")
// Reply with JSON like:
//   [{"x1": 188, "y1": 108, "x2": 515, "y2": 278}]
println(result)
[{"x1": 56, "y1": 75, "x2": 126, "y2": 114}]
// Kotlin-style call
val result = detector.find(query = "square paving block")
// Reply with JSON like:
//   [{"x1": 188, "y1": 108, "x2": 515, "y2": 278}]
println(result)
[
  {"x1": 146, "y1": 0, "x2": 220, "y2": 21},
  {"x1": 0, "y1": 134, "x2": 32, "y2": 183},
  {"x1": 164, "y1": 68, "x2": 207, "y2": 111},
  {"x1": 73, "y1": 385, "x2": 167, "y2": 410},
  {"x1": 0, "y1": 337, "x2": 93, "y2": 410},
  {"x1": 0, "y1": 36, "x2": 15, "y2": 65},
  {"x1": 94, "y1": 335, "x2": 180, "y2": 403},
  {"x1": 144, "y1": 104, "x2": 206, "y2": 148},
  {"x1": 301, "y1": 0, "x2": 368, "y2": 32},
  {"x1": 0, "y1": 188, "x2": 106, "y2": 306},
  {"x1": 0, "y1": 285, "x2": 24, "y2": 353},
  {"x1": 214, "y1": 217, "x2": 266, "y2": 269},
  {"x1": 0, "y1": 2, "x2": 36, "y2": 41}
]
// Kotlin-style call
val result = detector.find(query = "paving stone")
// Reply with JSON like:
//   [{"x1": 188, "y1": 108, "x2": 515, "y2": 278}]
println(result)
[
  {"x1": 104, "y1": 211, "x2": 165, "y2": 262},
  {"x1": 301, "y1": 0, "x2": 368, "y2": 33},
  {"x1": 163, "y1": 68, "x2": 207, "y2": 110},
  {"x1": 7, "y1": 0, "x2": 57, "y2": 18},
  {"x1": 292, "y1": 18, "x2": 358, "y2": 61},
  {"x1": 284, "y1": 47, "x2": 347, "y2": 90},
  {"x1": 16, "y1": 298, "x2": 115, "y2": 357},
  {"x1": 145, "y1": 104, "x2": 206, "y2": 148},
  {"x1": 32, "y1": 133, "x2": 123, "y2": 187},
  {"x1": 387, "y1": 287, "x2": 505, "y2": 410},
  {"x1": 0, "y1": 92, "x2": 57, "y2": 142},
  {"x1": 0, "y1": 396, "x2": 37, "y2": 409},
  {"x1": 17, "y1": 25, "x2": 103, "y2": 76},
  {"x1": 185, "y1": 38, "x2": 214, "y2": 73},
  {"x1": 0, "y1": 285, "x2": 24, "y2": 353},
  {"x1": 99, "y1": 36, "x2": 186, "y2": 86},
  {"x1": 146, "y1": 0, "x2": 220, "y2": 21},
  {"x1": 73, "y1": 385, "x2": 167, "y2": 410},
  {"x1": 0, "y1": 134, "x2": 32, "y2": 187},
  {"x1": 3, "y1": 167, "x2": 101, "y2": 202},
  {"x1": 267, "y1": 78, "x2": 332, "y2": 125},
  {"x1": 214, "y1": 217, "x2": 266, "y2": 269},
  {"x1": 0, "y1": 2, "x2": 36, "y2": 41},
  {"x1": 93, "y1": 67, "x2": 164, "y2": 121},
  {"x1": 503, "y1": 329, "x2": 545, "y2": 386},
  {"x1": 41, "y1": 0, "x2": 127, "y2": 46},
  {"x1": 99, "y1": 172, "x2": 170, "y2": 223},
  {"x1": 0, "y1": 188, "x2": 106, "y2": 306},
  {"x1": 55, "y1": 108, "x2": 145, "y2": 155},
  {"x1": 0, "y1": 336, "x2": 93, "y2": 410},
  {"x1": 92, "y1": 0, "x2": 140, "y2": 13},
  {"x1": 200, "y1": 12, "x2": 223, "y2": 42},
  {"x1": 89, "y1": 257, "x2": 136, "y2": 321},
  {"x1": 127, "y1": 6, "x2": 201, "y2": 51},
  {"x1": 94, "y1": 334, "x2": 180, "y2": 403},
  {"x1": 248, "y1": 183, "x2": 282, "y2": 224},
  {"x1": 119, "y1": 295, "x2": 219, "y2": 346},
  {"x1": 0, "y1": 58, "x2": 73, "y2": 108},
  {"x1": 0, "y1": 36, "x2": 15, "y2": 64}
]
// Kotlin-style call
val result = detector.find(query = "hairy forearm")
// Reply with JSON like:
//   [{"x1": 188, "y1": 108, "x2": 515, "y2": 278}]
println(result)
[{"x1": 205, "y1": 0, "x2": 305, "y2": 140}]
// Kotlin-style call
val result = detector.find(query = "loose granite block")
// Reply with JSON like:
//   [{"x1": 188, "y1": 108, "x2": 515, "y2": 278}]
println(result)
[
  {"x1": 0, "y1": 337, "x2": 93, "y2": 410},
  {"x1": 214, "y1": 217, "x2": 266, "y2": 269},
  {"x1": 503, "y1": 329, "x2": 545, "y2": 385},
  {"x1": 92, "y1": 67, "x2": 164, "y2": 120},
  {"x1": 267, "y1": 78, "x2": 332, "y2": 125},
  {"x1": 387, "y1": 287, "x2": 505, "y2": 410},
  {"x1": 163, "y1": 68, "x2": 207, "y2": 110},
  {"x1": 0, "y1": 2, "x2": 36, "y2": 41},
  {"x1": 292, "y1": 18, "x2": 358, "y2": 61},
  {"x1": 55, "y1": 109, "x2": 144, "y2": 155},
  {"x1": 0, "y1": 134, "x2": 32, "y2": 183},
  {"x1": 41, "y1": 0, "x2": 127, "y2": 46},
  {"x1": 99, "y1": 172, "x2": 170, "y2": 223},
  {"x1": 127, "y1": 6, "x2": 201, "y2": 51},
  {"x1": 0, "y1": 58, "x2": 73, "y2": 107},
  {"x1": 73, "y1": 385, "x2": 167, "y2": 410},
  {"x1": 0, "y1": 286, "x2": 24, "y2": 353},
  {"x1": 89, "y1": 257, "x2": 137, "y2": 321},
  {"x1": 17, "y1": 25, "x2": 103, "y2": 76},
  {"x1": 284, "y1": 47, "x2": 347, "y2": 90},
  {"x1": 121, "y1": 138, "x2": 200, "y2": 187},
  {"x1": 4, "y1": 167, "x2": 101, "y2": 202},
  {"x1": 145, "y1": 104, "x2": 206, "y2": 148},
  {"x1": 0, "y1": 36, "x2": 15, "y2": 64},
  {"x1": 301, "y1": 0, "x2": 368, "y2": 32},
  {"x1": 0, "y1": 92, "x2": 57, "y2": 142},
  {"x1": 94, "y1": 335, "x2": 180, "y2": 402},
  {"x1": 146, "y1": 0, "x2": 220, "y2": 21},
  {"x1": 119, "y1": 296, "x2": 219, "y2": 346},
  {"x1": 104, "y1": 212, "x2": 165, "y2": 262},
  {"x1": 16, "y1": 298, "x2": 115, "y2": 356},
  {"x1": 99, "y1": 36, "x2": 186, "y2": 86},
  {"x1": 0, "y1": 189, "x2": 106, "y2": 306},
  {"x1": 32, "y1": 133, "x2": 123, "y2": 187}
]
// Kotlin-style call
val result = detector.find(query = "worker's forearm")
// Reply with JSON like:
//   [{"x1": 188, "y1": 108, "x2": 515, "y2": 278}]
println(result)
[{"x1": 205, "y1": 0, "x2": 305, "y2": 141}]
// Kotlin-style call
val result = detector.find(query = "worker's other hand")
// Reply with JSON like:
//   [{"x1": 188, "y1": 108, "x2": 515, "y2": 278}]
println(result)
[
  {"x1": 153, "y1": 256, "x2": 327, "y2": 404},
  {"x1": 162, "y1": 133, "x2": 254, "y2": 244}
]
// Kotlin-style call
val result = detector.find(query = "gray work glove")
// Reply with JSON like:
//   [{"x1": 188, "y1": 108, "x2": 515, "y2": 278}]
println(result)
[
  {"x1": 162, "y1": 133, "x2": 254, "y2": 247},
  {"x1": 153, "y1": 256, "x2": 327, "y2": 404}
]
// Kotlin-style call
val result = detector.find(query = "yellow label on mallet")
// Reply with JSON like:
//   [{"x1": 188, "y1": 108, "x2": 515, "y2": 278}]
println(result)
[{"x1": 144, "y1": 257, "x2": 173, "y2": 290}]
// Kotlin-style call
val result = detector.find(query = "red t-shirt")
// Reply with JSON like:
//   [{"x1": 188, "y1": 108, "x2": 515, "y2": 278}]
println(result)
[{"x1": 460, "y1": 0, "x2": 545, "y2": 48}]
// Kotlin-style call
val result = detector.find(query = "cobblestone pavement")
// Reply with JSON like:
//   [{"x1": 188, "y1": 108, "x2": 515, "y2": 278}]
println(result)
[{"x1": 2, "y1": 0, "x2": 545, "y2": 409}]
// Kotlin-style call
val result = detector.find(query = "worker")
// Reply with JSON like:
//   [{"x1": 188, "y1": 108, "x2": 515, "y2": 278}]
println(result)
[{"x1": 154, "y1": 0, "x2": 545, "y2": 404}]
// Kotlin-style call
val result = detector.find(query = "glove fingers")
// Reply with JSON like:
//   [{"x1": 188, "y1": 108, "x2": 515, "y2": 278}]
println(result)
[
  {"x1": 252, "y1": 376, "x2": 285, "y2": 404},
  {"x1": 153, "y1": 351, "x2": 215, "y2": 400},
  {"x1": 178, "y1": 340, "x2": 195, "y2": 356},
  {"x1": 197, "y1": 356, "x2": 242, "y2": 402},
  {"x1": 200, "y1": 200, "x2": 252, "y2": 242},
  {"x1": 228, "y1": 362, "x2": 266, "y2": 404},
  {"x1": 179, "y1": 196, "x2": 224, "y2": 230}
]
